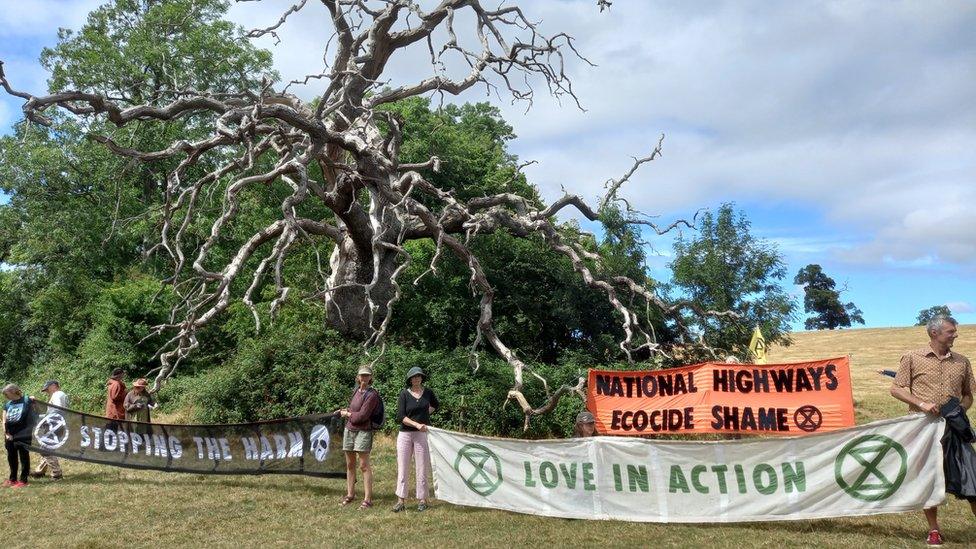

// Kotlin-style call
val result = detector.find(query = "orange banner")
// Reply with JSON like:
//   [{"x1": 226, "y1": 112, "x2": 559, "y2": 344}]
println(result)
[{"x1": 587, "y1": 357, "x2": 855, "y2": 436}]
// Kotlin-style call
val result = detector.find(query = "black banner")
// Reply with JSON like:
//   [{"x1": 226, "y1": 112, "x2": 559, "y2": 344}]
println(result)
[{"x1": 23, "y1": 401, "x2": 346, "y2": 478}]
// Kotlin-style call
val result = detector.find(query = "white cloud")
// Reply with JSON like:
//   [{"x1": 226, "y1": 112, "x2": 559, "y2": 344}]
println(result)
[
  {"x1": 4, "y1": 0, "x2": 974, "y2": 269},
  {"x1": 947, "y1": 301, "x2": 975, "y2": 314},
  {"x1": 1, "y1": 57, "x2": 51, "y2": 96},
  {"x1": 768, "y1": 236, "x2": 858, "y2": 256},
  {"x1": 0, "y1": 0, "x2": 100, "y2": 37},
  {"x1": 0, "y1": 0, "x2": 102, "y2": 110},
  {"x1": 235, "y1": 0, "x2": 976, "y2": 267},
  {"x1": 482, "y1": 1, "x2": 976, "y2": 268}
]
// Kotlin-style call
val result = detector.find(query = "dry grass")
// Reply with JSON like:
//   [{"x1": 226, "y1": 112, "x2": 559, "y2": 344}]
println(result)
[
  {"x1": 774, "y1": 324, "x2": 976, "y2": 423},
  {"x1": 3, "y1": 325, "x2": 976, "y2": 548}
]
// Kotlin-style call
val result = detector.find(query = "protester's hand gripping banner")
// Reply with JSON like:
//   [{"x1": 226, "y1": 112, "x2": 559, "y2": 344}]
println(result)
[
  {"x1": 429, "y1": 414, "x2": 944, "y2": 523},
  {"x1": 24, "y1": 401, "x2": 346, "y2": 477},
  {"x1": 587, "y1": 357, "x2": 855, "y2": 436}
]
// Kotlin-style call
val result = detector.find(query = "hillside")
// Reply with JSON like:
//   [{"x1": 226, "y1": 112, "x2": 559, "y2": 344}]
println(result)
[{"x1": 773, "y1": 324, "x2": 976, "y2": 423}]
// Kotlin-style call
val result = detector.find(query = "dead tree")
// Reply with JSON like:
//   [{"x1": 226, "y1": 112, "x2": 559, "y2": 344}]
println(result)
[{"x1": 0, "y1": 0, "x2": 734, "y2": 426}]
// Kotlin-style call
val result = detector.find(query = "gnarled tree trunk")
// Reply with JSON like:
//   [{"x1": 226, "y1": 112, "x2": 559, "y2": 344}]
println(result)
[{"x1": 0, "y1": 0, "x2": 737, "y2": 427}]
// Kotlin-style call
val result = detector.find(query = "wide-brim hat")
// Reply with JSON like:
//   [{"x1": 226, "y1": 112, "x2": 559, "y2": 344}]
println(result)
[
  {"x1": 357, "y1": 366, "x2": 373, "y2": 377},
  {"x1": 405, "y1": 366, "x2": 426, "y2": 386},
  {"x1": 576, "y1": 411, "x2": 596, "y2": 424},
  {"x1": 41, "y1": 380, "x2": 59, "y2": 391},
  {"x1": 133, "y1": 378, "x2": 149, "y2": 388}
]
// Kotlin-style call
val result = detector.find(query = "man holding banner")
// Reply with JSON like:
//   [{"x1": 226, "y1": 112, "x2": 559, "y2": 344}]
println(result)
[
  {"x1": 428, "y1": 352, "x2": 950, "y2": 524},
  {"x1": 891, "y1": 315, "x2": 975, "y2": 546},
  {"x1": 31, "y1": 380, "x2": 67, "y2": 480}
]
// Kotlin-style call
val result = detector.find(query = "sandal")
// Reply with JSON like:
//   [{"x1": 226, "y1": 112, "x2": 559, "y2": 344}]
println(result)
[
  {"x1": 417, "y1": 502, "x2": 428, "y2": 512},
  {"x1": 392, "y1": 502, "x2": 405, "y2": 513},
  {"x1": 358, "y1": 500, "x2": 373, "y2": 510},
  {"x1": 340, "y1": 495, "x2": 355, "y2": 506}
]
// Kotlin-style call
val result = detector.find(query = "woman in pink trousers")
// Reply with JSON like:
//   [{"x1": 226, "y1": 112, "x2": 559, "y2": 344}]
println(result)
[{"x1": 392, "y1": 366, "x2": 439, "y2": 512}]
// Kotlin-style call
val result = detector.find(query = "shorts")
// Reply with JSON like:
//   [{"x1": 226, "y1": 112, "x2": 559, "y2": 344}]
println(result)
[{"x1": 342, "y1": 428, "x2": 374, "y2": 453}]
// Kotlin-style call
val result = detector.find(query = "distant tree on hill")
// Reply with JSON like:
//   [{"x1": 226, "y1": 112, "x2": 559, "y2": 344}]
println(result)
[
  {"x1": 916, "y1": 305, "x2": 952, "y2": 326},
  {"x1": 794, "y1": 264, "x2": 865, "y2": 330}
]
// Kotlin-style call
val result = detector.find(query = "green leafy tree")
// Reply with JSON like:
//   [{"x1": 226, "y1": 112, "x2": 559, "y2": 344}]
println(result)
[
  {"x1": 386, "y1": 98, "x2": 665, "y2": 363},
  {"x1": 916, "y1": 305, "x2": 952, "y2": 327},
  {"x1": 0, "y1": 0, "x2": 273, "y2": 374},
  {"x1": 0, "y1": 271, "x2": 41, "y2": 378},
  {"x1": 669, "y1": 203, "x2": 795, "y2": 358},
  {"x1": 794, "y1": 264, "x2": 865, "y2": 330}
]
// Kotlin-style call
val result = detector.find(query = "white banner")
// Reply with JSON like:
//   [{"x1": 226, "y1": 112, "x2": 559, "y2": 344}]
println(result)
[{"x1": 429, "y1": 414, "x2": 945, "y2": 523}]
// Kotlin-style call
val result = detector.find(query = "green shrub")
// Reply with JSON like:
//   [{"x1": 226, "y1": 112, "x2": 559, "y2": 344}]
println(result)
[
  {"x1": 8, "y1": 275, "x2": 177, "y2": 413},
  {"x1": 179, "y1": 300, "x2": 597, "y2": 437}
]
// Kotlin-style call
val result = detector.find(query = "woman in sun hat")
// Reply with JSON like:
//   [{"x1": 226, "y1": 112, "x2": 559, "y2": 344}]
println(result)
[
  {"x1": 338, "y1": 365, "x2": 381, "y2": 510},
  {"x1": 123, "y1": 378, "x2": 156, "y2": 423},
  {"x1": 392, "y1": 366, "x2": 439, "y2": 513}
]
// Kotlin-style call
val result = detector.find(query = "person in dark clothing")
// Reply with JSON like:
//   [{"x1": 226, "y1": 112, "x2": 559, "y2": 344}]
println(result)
[
  {"x1": 392, "y1": 366, "x2": 439, "y2": 513},
  {"x1": 3, "y1": 384, "x2": 36, "y2": 488},
  {"x1": 940, "y1": 396, "x2": 976, "y2": 507},
  {"x1": 338, "y1": 366, "x2": 381, "y2": 510}
]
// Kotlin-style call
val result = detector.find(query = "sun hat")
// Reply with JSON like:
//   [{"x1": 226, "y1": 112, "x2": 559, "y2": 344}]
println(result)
[
  {"x1": 576, "y1": 411, "x2": 596, "y2": 424},
  {"x1": 132, "y1": 378, "x2": 149, "y2": 388},
  {"x1": 41, "y1": 380, "x2": 59, "y2": 391},
  {"x1": 357, "y1": 366, "x2": 373, "y2": 376},
  {"x1": 404, "y1": 366, "x2": 426, "y2": 386}
]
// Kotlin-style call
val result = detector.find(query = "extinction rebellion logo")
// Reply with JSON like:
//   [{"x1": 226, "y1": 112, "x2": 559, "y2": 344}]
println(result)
[
  {"x1": 33, "y1": 413, "x2": 70, "y2": 450},
  {"x1": 454, "y1": 443, "x2": 503, "y2": 496},
  {"x1": 834, "y1": 434, "x2": 907, "y2": 501}
]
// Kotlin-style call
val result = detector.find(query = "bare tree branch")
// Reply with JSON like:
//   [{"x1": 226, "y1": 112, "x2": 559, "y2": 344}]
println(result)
[{"x1": 0, "y1": 0, "x2": 738, "y2": 426}]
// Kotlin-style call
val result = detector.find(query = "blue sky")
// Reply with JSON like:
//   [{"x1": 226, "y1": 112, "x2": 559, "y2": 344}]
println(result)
[{"x1": 1, "y1": 0, "x2": 974, "y2": 330}]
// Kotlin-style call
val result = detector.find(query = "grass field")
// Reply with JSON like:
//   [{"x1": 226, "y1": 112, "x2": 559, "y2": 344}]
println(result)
[{"x1": 2, "y1": 325, "x2": 975, "y2": 548}]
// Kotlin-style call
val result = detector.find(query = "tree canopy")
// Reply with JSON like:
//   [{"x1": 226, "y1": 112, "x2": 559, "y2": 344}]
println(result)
[
  {"x1": 668, "y1": 203, "x2": 795, "y2": 358},
  {"x1": 916, "y1": 305, "x2": 952, "y2": 327}
]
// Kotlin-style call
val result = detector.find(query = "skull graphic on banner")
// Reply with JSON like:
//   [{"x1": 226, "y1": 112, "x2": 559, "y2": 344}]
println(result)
[{"x1": 309, "y1": 424, "x2": 331, "y2": 462}]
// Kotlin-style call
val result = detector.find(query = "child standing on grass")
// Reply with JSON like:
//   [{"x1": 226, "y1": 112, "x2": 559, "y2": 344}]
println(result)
[{"x1": 3, "y1": 383, "x2": 37, "y2": 488}]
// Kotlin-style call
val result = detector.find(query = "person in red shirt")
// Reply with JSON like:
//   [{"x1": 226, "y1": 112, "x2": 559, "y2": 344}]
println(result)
[{"x1": 104, "y1": 368, "x2": 127, "y2": 420}]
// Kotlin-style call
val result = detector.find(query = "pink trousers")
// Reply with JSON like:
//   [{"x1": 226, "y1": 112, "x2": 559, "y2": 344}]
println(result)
[{"x1": 395, "y1": 430, "x2": 431, "y2": 500}]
